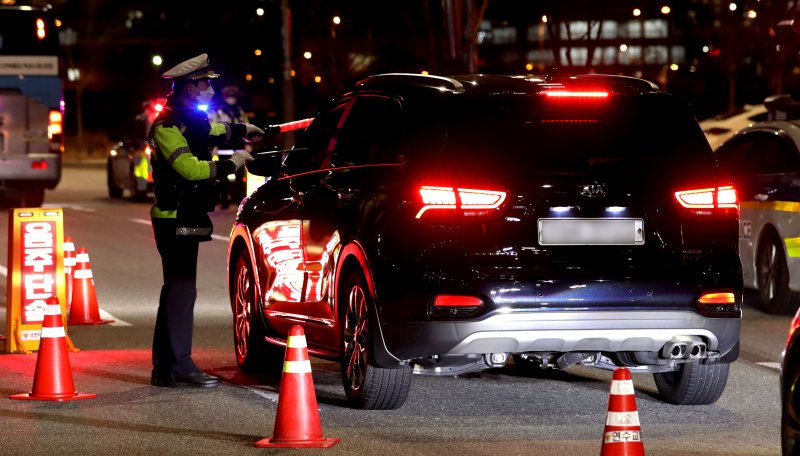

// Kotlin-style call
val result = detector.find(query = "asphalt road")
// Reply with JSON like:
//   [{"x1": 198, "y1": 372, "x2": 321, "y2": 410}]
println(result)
[{"x1": 0, "y1": 163, "x2": 787, "y2": 455}]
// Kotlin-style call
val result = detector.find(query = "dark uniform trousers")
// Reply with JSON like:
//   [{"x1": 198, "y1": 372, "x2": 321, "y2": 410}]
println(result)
[{"x1": 152, "y1": 217, "x2": 202, "y2": 375}]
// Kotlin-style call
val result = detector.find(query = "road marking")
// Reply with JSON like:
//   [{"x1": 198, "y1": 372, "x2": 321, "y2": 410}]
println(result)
[
  {"x1": 99, "y1": 309, "x2": 132, "y2": 326},
  {"x1": 0, "y1": 265, "x2": 6, "y2": 277},
  {"x1": 245, "y1": 386, "x2": 279, "y2": 402},
  {"x1": 44, "y1": 203, "x2": 95, "y2": 212},
  {"x1": 756, "y1": 361, "x2": 782, "y2": 371}
]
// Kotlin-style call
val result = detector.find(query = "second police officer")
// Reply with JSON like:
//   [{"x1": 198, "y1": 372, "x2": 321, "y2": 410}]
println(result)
[{"x1": 148, "y1": 53, "x2": 263, "y2": 388}]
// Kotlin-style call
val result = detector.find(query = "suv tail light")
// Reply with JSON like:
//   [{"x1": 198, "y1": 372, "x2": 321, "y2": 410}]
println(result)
[
  {"x1": 48, "y1": 109, "x2": 64, "y2": 153},
  {"x1": 416, "y1": 186, "x2": 507, "y2": 219},
  {"x1": 696, "y1": 290, "x2": 740, "y2": 317},
  {"x1": 674, "y1": 185, "x2": 738, "y2": 215}
]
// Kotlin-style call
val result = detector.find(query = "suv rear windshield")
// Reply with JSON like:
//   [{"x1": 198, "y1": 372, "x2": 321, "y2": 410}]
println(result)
[{"x1": 411, "y1": 93, "x2": 714, "y2": 173}]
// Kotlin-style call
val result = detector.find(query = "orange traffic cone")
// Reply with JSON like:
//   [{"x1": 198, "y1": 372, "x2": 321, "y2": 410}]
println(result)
[
  {"x1": 63, "y1": 236, "x2": 76, "y2": 313},
  {"x1": 10, "y1": 297, "x2": 96, "y2": 402},
  {"x1": 255, "y1": 325, "x2": 340, "y2": 448},
  {"x1": 600, "y1": 367, "x2": 645, "y2": 456},
  {"x1": 68, "y1": 248, "x2": 113, "y2": 325}
]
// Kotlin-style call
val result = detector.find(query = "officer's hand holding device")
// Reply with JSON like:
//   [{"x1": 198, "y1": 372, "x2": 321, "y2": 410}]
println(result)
[
  {"x1": 243, "y1": 123, "x2": 265, "y2": 142},
  {"x1": 230, "y1": 150, "x2": 254, "y2": 170}
]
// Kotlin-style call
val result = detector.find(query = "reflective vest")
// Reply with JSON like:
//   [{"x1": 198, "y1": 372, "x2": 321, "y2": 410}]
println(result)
[{"x1": 148, "y1": 106, "x2": 228, "y2": 236}]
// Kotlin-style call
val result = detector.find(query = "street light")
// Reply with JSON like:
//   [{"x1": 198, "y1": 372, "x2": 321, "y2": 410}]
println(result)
[{"x1": 152, "y1": 55, "x2": 162, "y2": 66}]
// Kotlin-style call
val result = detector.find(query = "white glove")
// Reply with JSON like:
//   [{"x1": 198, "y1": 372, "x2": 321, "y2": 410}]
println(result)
[
  {"x1": 230, "y1": 151, "x2": 254, "y2": 170},
  {"x1": 243, "y1": 123, "x2": 265, "y2": 142}
]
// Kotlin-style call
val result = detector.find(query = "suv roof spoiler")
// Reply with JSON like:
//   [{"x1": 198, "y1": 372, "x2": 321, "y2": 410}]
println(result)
[{"x1": 764, "y1": 94, "x2": 800, "y2": 120}]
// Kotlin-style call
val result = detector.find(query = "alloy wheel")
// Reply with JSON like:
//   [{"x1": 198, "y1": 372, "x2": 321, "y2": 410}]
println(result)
[
  {"x1": 234, "y1": 260, "x2": 252, "y2": 365},
  {"x1": 343, "y1": 283, "x2": 369, "y2": 392}
]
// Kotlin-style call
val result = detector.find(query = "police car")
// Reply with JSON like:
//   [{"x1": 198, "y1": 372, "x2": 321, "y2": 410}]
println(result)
[
  {"x1": 716, "y1": 95, "x2": 800, "y2": 314},
  {"x1": 107, "y1": 137, "x2": 153, "y2": 200}
]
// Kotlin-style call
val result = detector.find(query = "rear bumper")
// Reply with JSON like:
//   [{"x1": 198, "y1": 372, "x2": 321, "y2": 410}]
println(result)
[
  {"x1": 378, "y1": 309, "x2": 740, "y2": 362},
  {"x1": 0, "y1": 154, "x2": 61, "y2": 186}
]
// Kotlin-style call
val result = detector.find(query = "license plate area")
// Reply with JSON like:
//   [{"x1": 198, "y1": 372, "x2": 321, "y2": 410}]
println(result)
[{"x1": 538, "y1": 218, "x2": 645, "y2": 246}]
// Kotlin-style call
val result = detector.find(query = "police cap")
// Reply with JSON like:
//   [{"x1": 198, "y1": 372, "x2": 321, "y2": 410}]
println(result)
[{"x1": 162, "y1": 53, "x2": 220, "y2": 82}]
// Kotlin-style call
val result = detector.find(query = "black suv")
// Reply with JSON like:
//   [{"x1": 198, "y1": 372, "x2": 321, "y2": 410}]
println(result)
[{"x1": 228, "y1": 73, "x2": 742, "y2": 410}]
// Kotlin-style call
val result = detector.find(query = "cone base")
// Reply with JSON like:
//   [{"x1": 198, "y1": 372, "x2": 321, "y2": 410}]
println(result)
[
  {"x1": 67, "y1": 319, "x2": 114, "y2": 326},
  {"x1": 10, "y1": 391, "x2": 96, "y2": 402},
  {"x1": 254, "y1": 437, "x2": 340, "y2": 448}
]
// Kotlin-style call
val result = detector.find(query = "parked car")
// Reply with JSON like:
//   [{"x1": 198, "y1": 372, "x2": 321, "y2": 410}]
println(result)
[
  {"x1": 228, "y1": 73, "x2": 742, "y2": 410},
  {"x1": 714, "y1": 95, "x2": 800, "y2": 314},
  {"x1": 782, "y1": 306, "x2": 800, "y2": 455},
  {"x1": 700, "y1": 103, "x2": 768, "y2": 151},
  {"x1": 107, "y1": 138, "x2": 153, "y2": 199}
]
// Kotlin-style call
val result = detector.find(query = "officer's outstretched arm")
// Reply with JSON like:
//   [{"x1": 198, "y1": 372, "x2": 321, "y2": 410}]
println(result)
[{"x1": 153, "y1": 124, "x2": 234, "y2": 180}]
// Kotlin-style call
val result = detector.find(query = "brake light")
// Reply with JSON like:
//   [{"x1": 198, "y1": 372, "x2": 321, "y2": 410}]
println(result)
[
  {"x1": 36, "y1": 18, "x2": 46, "y2": 40},
  {"x1": 433, "y1": 295, "x2": 483, "y2": 307},
  {"x1": 544, "y1": 90, "x2": 609, "y2": 98},
  {"x1": 431, "y1": 294, "x2": 484, "y2": 315},
  {"x1": 697, "y1": 291, "x2": 735, "y2": 305},
  {"x1": 48, "y1": 109, "x2": 64, "y2": 153},
  {"x1": 674, "y1": 185, "x2": 738, "y2": 213},
  {"x1": 416, "y1": 186, "x2": 507, "y2": 219},
  {"x1": 696, "y1": 290, "x2": 739, "y2": 317}
]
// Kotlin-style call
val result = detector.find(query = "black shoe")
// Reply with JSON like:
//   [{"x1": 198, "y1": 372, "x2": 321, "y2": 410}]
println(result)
[
  {"x1": 150, "y1": 369, "x2": 175, "y2": 387},
  {"x1": 172, "y1": 370, "x2": 221, "y2": 388}
]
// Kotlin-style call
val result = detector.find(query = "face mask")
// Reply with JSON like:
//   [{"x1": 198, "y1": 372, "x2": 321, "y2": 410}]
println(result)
[{"x1": 196, "y1": 86, "x2": 214, "y2": 105}]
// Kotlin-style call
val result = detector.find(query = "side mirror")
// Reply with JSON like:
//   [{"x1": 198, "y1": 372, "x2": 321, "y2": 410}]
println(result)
[{"x1": 246, "y1": 148, "x2": 284, "y2": 176}]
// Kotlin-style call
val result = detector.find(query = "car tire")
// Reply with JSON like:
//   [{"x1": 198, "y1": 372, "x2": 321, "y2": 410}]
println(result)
[
  {"x1": 756, "y1": 232, "x2": 800, "y2": 315},
  {"x1": 340, "y1": 268, "x2": 412, "y2": 410},
  {"x1": 232, "y1": 252, "x2": 283, "y2": 374},
  {"x1": 653, "y1": 361, "x2": 729, "y2": 405},
  {"x1": 107, "y1": 161, "x2": 123, "y2": 199}
]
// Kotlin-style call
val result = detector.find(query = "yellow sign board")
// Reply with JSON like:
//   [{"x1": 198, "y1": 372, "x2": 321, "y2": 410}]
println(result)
[{"x1": 5, "y1": 208, "x2": 67, "y2": 353}]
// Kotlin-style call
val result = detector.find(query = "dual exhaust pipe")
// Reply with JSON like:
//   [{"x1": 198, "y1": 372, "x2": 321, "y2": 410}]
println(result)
[{"x1": 661, "y1": 336, "x2": 707, "y2": 360}]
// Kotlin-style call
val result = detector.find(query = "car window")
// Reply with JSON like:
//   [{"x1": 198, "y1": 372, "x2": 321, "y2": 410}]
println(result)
[
  {"x1": 716, "y1": 132, "x2": 800, "y2": 175},
  {"x1": 410, "y1": 93, "x2": 714, "y2": 175},
  {"x1": 330, "y1": 95, "x2": 404, "y2": 167},
  {"x1": 287, "y1": 99, "x2": 352, "y2": 172}
]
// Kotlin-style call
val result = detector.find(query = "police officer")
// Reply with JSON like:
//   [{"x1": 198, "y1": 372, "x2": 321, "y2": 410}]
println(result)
[
  {"x1": 211, "y1": 85, "x2": 250, "y2": 209},
  {"x1": 148, "y1": 53, "x2": 263, "y2": 388}
]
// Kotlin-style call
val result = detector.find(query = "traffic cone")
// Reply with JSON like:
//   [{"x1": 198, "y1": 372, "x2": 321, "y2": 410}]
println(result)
[
  {"x1": 10, "y1": 297, "x2": 96, "y2": 402},
  {"x1": 63, "y1": 236, "x2": 76, "y2": 313},
  {"x1": 255, "y1": 325, "x2": 340, "y2": 448},
  {"x1": 68, "y1": 247, "x2": 113, "y2": 325},
  {"x1": 600, "y1": 367, "x2": 645, "y2": 456}
]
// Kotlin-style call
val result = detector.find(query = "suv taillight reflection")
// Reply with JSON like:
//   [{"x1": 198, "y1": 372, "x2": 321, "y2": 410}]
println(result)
[{"x1": 416, "y1": 186, "x2": 506, "y2": 219}]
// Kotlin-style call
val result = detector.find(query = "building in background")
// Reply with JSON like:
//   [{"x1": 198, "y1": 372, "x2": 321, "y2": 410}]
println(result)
[{"x1": 28, "y1": 0, "x2": 800, "y2": 151}]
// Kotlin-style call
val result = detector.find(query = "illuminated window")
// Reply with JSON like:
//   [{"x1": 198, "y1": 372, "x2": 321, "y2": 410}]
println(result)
[
  {"x1": 599, "y1": 20, "x2": 618, "y2": 39},
  {"x1": 526, "y1": 49, "x2": 555, "y2": 66},
  {"x1": 643, "y1": 45, "x2": 668, "y2": 64},
  {"x1": 643, "y1": 19, "x2": 668, "y2": 38}
]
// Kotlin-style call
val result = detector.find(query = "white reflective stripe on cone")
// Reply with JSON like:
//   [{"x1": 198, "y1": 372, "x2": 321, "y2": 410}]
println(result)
[
  {"x1": 283, "y1": 360, "x2": 312, "y2": 374},
  {"x1": 610, "y1": 379, "x2": 635, "y2": 395},
  {"x1": 65, "y1": 258, "x2": 77, "y2": 267},
  {"x1": 40, "y1": 326, "x2": 66, "y2": 338},
  {"x1": 287, "y1": 335, "x2": 307, "y2": 348},
  {"x1": 73, "y1": 269, "x2": 93, "y2": 279},
  {"x1": 76, "y1": 253, "x2": 90, "y2": 262},
  {"x1": 606, "y1": 411, "x2": 640, "y2": 426}
]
